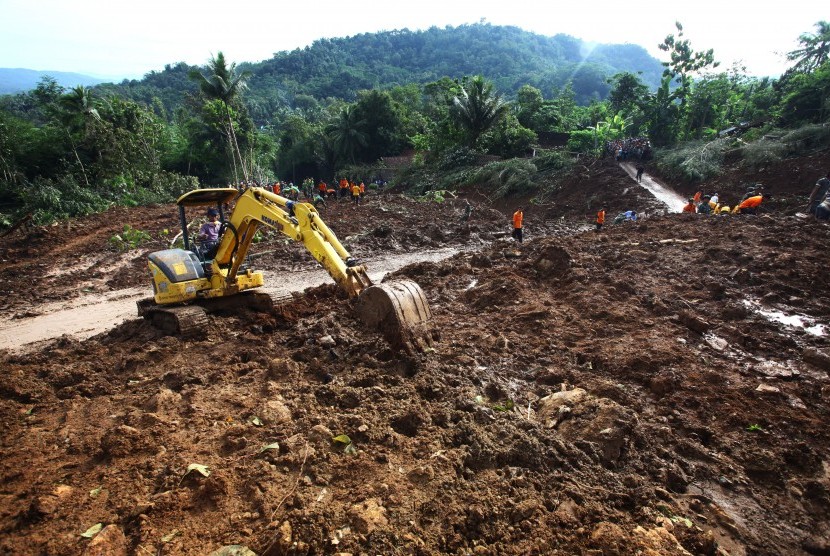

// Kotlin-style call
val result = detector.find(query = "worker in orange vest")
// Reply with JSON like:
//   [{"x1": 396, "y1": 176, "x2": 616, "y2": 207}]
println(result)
[
  {"x1": 512, "y1": 207, "x2": 524, "y2": 243},
  {"x1": 595, "y1": 207, "x2": 606, "y2": 232},
  {"x1": 682, "y1": 198, "x2": 696, "y2": 213},
  {"x1": 736, "y1": 193, "x2": 765, "y2": 214}
]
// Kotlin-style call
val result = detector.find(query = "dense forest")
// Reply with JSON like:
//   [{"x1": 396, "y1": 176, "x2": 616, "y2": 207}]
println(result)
[
  {"x1": 0, "y1": 21, "x2": 828, "y2": 228},
  {"x1": 90, "y1": 24, "x2": 666, "y2": 126}
]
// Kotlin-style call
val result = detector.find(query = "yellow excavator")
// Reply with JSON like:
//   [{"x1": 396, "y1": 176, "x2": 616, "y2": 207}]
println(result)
[{"x1": 137, "y1": 187, "x2": 437, "y2": 353}]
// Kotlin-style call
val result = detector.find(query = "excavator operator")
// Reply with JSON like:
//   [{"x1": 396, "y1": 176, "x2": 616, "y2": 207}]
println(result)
[{"x1": 198, "y1": 207, "x2": 221, "y2": 259}]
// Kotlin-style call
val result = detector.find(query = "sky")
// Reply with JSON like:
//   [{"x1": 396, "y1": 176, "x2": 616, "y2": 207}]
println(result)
[{"x1": 0, "y1": 0, "x2": 825, "y2": 80}]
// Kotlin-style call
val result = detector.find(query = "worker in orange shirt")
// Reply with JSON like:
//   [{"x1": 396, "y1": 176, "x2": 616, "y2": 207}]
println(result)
[
  {"x1": 273, "y1": 181, "x2": 281, "y2": 195},
  {"x1": 682, "y1": 198, "x2": 696, "y2": 213},
  {"x1": 318, "y1": 181, "x2": 327, "y2": 196},
  {"x1": 512, "y1": 207, "x2": 524, "y2": 243},
  {"x1": 595, "y1": 206, "x2": 606, "y2": 232},
  {"x1": 359, "y1": 181, "x2": 365, "y2": 197},
  {"x1": 736, "y1": 193, "x2": 765, "y2": 214},
  {"x1": 339, "y1": 177, "x2": 349, "y2": 200},
  {"x1": 351, "y1": 182, "x2": 361, "y2": 206}
]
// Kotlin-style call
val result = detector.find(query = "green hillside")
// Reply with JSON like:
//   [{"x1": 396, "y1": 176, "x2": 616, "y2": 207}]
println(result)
[{"x1": 96, "y1": 23, "x2": 664, "y2": 125}]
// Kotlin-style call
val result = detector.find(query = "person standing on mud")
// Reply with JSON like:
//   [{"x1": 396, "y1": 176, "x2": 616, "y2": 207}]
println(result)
[
  {"x1": 461, "y1": 199, "x2": 473, "y2": 222},
  {"x1": 351, "y1": 182, "x2": 361, "y2": 206},
  {"x1": 595, "y1": 207, "x2": 606, "y2": 232},
  {"x1": 512, "y1": 207, "x2": 524, "y2": 243},
  {"x1": 636, "y1": 164, "x2": 644, "y2": 182}
]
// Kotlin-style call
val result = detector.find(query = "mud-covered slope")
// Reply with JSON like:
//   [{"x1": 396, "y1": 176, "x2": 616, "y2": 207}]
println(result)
[{"x1": 2, "y1": 208, "x2": 829, "y2": 555}]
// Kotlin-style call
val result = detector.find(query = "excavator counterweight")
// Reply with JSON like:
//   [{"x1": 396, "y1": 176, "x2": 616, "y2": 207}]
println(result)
[{"x1": 139, "y1": 187, "x2": 437, "y2": 353}]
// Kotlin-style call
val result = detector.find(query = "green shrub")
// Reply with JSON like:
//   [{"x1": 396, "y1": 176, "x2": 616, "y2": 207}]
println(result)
[
  {"x1": 653, "y1": 138, "x2": 731, "y2": 182},
  {"x1": 565, "y1": 130, "x2": 599, "y2": 154},
  {"x1": 109, "y1": 225, "x2": 151, "y2": 251},
  {"x1": 467, "y1": 159, "x2": 538, "y2": 198}
]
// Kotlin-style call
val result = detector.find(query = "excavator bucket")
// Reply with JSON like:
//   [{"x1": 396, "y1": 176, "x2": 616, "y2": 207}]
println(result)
[{"x1": 354, "y1": 279, "x2": 438, "y2": 354}]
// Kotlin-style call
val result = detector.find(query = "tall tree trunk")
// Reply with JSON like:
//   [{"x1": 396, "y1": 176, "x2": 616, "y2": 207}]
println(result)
[{"x1": 65, "y1": 128, "x2": 89, "y2": 187}]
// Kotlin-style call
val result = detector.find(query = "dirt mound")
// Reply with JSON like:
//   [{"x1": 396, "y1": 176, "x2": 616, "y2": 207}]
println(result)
[{"x1": 2, "y1": 167, "x2": 830, "y2": 555}]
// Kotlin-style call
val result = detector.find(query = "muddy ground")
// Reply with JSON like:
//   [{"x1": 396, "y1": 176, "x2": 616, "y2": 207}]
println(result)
[{"x1": 1, "y1": 153, "x2": 830, "y2": 556}]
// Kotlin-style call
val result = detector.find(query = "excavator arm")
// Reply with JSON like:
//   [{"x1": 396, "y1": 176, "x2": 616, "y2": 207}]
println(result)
[
  {"x1": 142, "y1": 187, "x2": 437, "y2": 353},
  {"x1": 213, "y1": 187, "x2": 372, "y2": 298}
]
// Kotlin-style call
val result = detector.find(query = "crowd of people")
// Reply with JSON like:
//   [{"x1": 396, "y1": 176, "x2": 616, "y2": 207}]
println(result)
[
  {"x1": 681, "y1": 184, "x2": 768, "y2": 216},
  {"x1": 607, "y1": 137, "x2": 652, "y2": 161},
  {"x1": 226, "y1": 176, "x2": 389, "y2": 210}
]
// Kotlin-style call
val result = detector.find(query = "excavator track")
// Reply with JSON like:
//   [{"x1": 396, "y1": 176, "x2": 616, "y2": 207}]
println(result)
[
  {"x1": 137, "y1": 299, "x2": 209, "y2": 340},
  {"x1": 138, "y1": 291, "x2": 293, "y2": 339}
]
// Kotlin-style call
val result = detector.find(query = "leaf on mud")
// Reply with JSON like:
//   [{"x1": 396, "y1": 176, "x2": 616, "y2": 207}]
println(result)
[
  {"x1": 89, "y1": 486, "x2": 102, "y2": 498},
  {"x1": 332, "y1": 434, "x2": 352, "y2": 445},
  {"x1": 492, "y1": 400, "x2": 515, "y2": 412},
  {"x1": 669, "y1": 515, "x2": 693, "y2": 527},
  {"x1": 185, "y1": 463, "x2": 211, "y2": 478},
  {"x1": 161, "y1": 529, "x2": 181, "y2": 543},
  {"x1": 746, "y1": 424, "x2": 763, "y2": 432},
  {"x1": 343, "y1": 443, "x2": 358, "y2": 455},
  {"x1": 80, "y1": 523, "x2": 103, "y2": 538},
  {"x1": 473, "y1": 395, "x2": 485, "y2": 405},
  {"x1": 259, "y1": 442, "x2": 280, "y2": 453},
  {"x1": 250, "y1": 416, "x2": 263, "y2": 427}
]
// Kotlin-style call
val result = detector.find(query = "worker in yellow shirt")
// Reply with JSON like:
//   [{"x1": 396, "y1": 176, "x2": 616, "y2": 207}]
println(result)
[{"x1": 352, "y1": 183, "x2": 361, "y2": 206}]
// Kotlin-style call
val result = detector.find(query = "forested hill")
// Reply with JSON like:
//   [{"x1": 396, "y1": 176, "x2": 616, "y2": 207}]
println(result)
[{"x1": 96, "y1": 23, "x2": 664, "y2": 124}]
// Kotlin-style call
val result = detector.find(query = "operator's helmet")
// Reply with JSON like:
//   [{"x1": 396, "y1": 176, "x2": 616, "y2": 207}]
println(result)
[{"x1": 207, "y1": 207, "x2": 219, "y2": 217}]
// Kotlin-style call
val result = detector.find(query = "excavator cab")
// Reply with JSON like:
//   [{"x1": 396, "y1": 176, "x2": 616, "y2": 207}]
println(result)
[
  {"x1": 139, "y1": 186, "x2": 438, "y2": 353},
  {"x1": 175, "y1": 187, "x2": 237, "y2": 264}
]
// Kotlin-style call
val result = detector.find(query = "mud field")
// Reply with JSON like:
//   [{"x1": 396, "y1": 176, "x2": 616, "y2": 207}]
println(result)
[{"x1": 1, "y1": 154, "x2": 830, "y2": 556}]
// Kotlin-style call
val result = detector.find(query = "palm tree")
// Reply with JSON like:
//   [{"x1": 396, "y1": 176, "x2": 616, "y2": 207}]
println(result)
[
  {"x1": 189, "y1": 52, "x2": 252, "y2": 183},
  {"x1": 787, "y1": 21, "x2": 830, "y2": 74},
  {"x1": 450, "y1": 76, "x2": 509, "y2": 148},
  {"x1": 58, "y1": 86, "x2": 101, "y2": 186},
  {"x1": 325, "y1": 105, "x2": 368, "y2": 165}
]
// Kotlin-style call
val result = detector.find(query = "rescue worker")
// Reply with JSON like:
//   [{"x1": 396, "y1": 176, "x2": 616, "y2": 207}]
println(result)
[
  {"x1": 351, "y1": 182, "x2": 361, "y2": 206},
  {"x1": 339, "y1": 177, "x2": 349, "y2": 199},
  {"x1": 595, "y1": 207, "x2": 606, "y2": 232},
  {"x1": 312, "y1": 193, "x2": 327, "y2": 210},
  {"x1": 682, "y1": 199, "x2": 696, "y2": 213},
  {"x1": 737, "y1": 193, "x2": 765, "y2": 214},
  {"x1": 697, "y1": 196, "x2": 713, "y2": 215},
  {"x1": 512, "y1": 207, "x2": 524, "y2": 243}
]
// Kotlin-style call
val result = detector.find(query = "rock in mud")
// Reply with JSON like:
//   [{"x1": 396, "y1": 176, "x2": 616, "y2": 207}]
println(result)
[
  {"x1": 348, "y1": 498, "x2": 388, "y2": 534},
  {"x1": 261, "y1": 399, "x2": 292, "y2": 426},
  {"x1": 83, "y1": 524, "x2": 127, "y2": 556}
]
